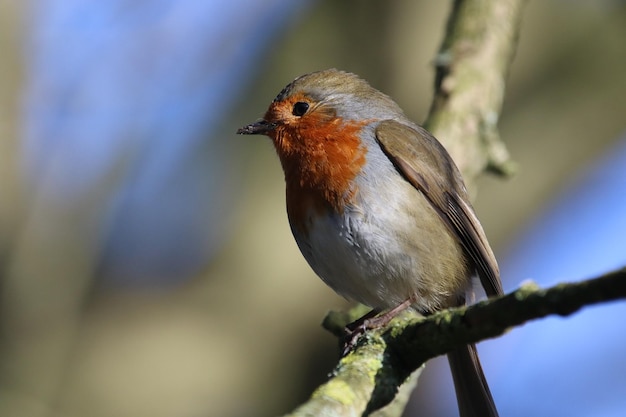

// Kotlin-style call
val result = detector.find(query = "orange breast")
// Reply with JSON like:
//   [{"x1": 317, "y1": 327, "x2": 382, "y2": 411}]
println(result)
[{"x1": 267, "y1": 99, "x2": 369, "y2": 234}]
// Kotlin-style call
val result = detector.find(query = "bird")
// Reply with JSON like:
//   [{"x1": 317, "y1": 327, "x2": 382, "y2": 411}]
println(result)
[{"x1": 237, "y1": 69, "x2": 503, "y2": 417}]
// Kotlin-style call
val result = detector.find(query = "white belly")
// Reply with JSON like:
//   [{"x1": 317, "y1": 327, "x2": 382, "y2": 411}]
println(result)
[{"x1": 291, "y1": 179, "x2": 470, "y2": 313}]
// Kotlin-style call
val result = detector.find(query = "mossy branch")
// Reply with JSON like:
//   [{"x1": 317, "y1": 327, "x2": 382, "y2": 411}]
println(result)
[{"x1": 284, "y1": 268, "x2": 626, "y2": 417}]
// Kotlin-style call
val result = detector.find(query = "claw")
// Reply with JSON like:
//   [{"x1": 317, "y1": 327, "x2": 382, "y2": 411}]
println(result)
[{"x1": 340, "y1": 298, "x2": 415, "y2": 356}]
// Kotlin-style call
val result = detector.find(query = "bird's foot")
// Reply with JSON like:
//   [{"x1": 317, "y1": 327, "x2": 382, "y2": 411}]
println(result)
[{"x1": 341, "y1": 298, "x2": 414, "y2": 356}]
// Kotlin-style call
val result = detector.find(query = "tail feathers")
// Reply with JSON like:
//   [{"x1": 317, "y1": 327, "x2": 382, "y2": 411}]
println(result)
[{"x1": 447, "y1": 344, "x2": 499, "y2": 417}]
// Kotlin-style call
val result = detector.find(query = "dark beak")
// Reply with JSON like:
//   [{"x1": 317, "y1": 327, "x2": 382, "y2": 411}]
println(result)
[{"x1": 236, "y1": 119, "x2": 276, "y2": 135}]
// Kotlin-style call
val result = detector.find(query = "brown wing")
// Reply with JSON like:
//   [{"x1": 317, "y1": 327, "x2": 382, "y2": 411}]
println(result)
[{"x1": 375, "y1": 119, "x2": 503, "y2": 297}]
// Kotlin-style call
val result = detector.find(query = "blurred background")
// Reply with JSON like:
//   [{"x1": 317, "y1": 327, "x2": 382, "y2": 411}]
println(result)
[{"x1": 0, "y1": 1, "x2": 625, "y2": 417}]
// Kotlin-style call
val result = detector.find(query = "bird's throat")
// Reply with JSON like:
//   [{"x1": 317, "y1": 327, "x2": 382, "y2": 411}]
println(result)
[{"x1": 272, "y1": 119, "x2": 368, "y2": 233}]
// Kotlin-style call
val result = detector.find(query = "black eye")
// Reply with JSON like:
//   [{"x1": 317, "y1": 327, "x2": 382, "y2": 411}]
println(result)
[{"x1": 292, "y1": 101, "x2": 309, "y2": 116}]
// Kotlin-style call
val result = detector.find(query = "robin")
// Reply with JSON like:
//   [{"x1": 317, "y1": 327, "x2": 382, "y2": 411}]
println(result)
[{"x1": 237, "y1": 69, "x2": 503, "y2": 417}]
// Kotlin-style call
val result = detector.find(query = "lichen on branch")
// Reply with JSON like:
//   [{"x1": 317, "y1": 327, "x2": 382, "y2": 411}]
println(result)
[{"x1": 286, "y1": 268, "x2": 626, "y2": 417}]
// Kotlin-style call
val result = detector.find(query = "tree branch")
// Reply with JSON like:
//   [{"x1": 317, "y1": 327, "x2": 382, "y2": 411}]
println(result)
[
  {"x1": 425, "y1": 0, "x2": 526, "y2": 180},
  {"x1": 285, "y1": 268, "x2": 626, "y2": 417}
]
